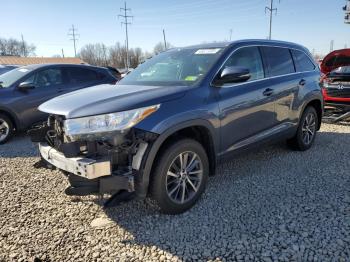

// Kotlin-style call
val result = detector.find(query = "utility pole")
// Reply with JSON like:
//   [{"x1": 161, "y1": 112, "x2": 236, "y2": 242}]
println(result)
[
  {"x1": 68, "y1": 25, "x2": 79, "y2": 57},
  {"x1": 61, "y1": 48, "x2": 65, "y2": 58},
  {"x1": 21, "y1": 34, "x2": 26, "y2": 57},
  {"x1": 118, "y1": 2, "x2": 133, "y2": 70},
  {"x1": 102, "y1": 44, "x2": 108, "y2": 66},
  {"x1": 229, "y1": 29, "x2": 233, "y2": 41},
  {"x1": 330, "y1": 40, "x2": 334, "y2": 52},
  {"x1": 265, "y1": 0, "x2": 279, "y2": 40},
  {"x1": 163, "y1": 29, "x2": 167, "y2": 50}
]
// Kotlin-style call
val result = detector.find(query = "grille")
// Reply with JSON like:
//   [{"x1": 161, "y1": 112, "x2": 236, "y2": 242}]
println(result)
[{"x1": 326, "y1": 87, "x2": 350, "y2": 98}]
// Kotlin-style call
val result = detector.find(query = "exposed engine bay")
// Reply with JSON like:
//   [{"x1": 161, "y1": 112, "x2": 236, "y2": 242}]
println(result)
[{"x1": 28, "y1": 114, "x2": 158, "y2": 206}]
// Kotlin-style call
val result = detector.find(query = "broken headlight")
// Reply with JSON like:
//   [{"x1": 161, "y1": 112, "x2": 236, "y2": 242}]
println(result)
[{"x1": 64, "y1": 105, "x2": 160, "y2": 137}]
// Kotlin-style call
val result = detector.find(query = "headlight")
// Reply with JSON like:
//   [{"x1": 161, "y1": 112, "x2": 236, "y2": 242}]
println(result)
[{"x1": 64, "y1": 104, "x2": 160, "y2": 137}]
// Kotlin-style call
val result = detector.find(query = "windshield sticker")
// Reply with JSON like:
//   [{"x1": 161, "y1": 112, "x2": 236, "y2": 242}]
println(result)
[
  {"x1": 18, "y1": 68, "x2": 29, "y2": 73},
  {"x1": 184, "y1": 76, "x2": 198, "y2": 81},
  {"x1": 195, "y1": 48, "x2": 221, "y2": 55}
]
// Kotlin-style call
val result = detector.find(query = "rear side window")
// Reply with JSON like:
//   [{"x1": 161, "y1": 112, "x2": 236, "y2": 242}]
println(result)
[
  {"x1": 262, "y1": 47, "x2": 295, "y2": 77},
  {"x1": 66, "y1": 67, "x2": 98, "y2": 83},
  {"x1": 291, "y1": 50, "x2": 315, "y2": 72}
]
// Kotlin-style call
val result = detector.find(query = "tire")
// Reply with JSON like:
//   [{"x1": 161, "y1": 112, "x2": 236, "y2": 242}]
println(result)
[
  {"x1": 287, "y1": 106, "x2": 318, "y2": 151},
  {"x1": 150, "y1": 138, "x2": 209, "y2": 214},
  {"x1": 0, "y1": 113, "x2": 14, "y2": 145}
]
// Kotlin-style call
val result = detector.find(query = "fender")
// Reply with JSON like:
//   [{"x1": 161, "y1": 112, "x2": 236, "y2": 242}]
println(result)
[
  {"x1": 298, "y1": 90, "x2": 324, "y2": 128},
  {"x1": 135, "y1": 119, "x2": 219, "y2": 199},
  {"x1": 0, "y1": 106, "x2": 21, "y2": 130}
]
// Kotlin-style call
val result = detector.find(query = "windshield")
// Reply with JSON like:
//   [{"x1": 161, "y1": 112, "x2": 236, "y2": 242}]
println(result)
[
  {"x1": 119, "y1": 47, "x2": 224, "y2": 86},
  {"x1": 0, "y1": 67, "x2": 32, "y2": 88}
]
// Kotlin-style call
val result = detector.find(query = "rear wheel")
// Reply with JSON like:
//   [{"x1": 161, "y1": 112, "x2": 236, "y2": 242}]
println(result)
[
  {"x1": 150, "y1": 139, "x2": 209, "y2": 214},
  {"x1": 0, "y1": 114, "x2": 14, "y2": 145},
  {"x1": 287, "y1": 106, "x2": 318, "y2": 151}
]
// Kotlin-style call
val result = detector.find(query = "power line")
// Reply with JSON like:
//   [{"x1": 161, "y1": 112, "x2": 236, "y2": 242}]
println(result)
[
  {"x1": 118, "y1": 2, "x2": 133, "y2": 70},
  {"x1": 229, "y1": 29, "x2": 233, "y2": 41},
  {"x1": 68, "y1": 25, "x2": 79, "y2": 57},
  {"x1": 265, "y1": 0, "x2": 280, "y2": 40}
]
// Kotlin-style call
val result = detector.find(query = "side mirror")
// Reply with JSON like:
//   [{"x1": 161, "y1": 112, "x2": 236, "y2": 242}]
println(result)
[
  {"x1": 18, "y1": 82, "x2": 35, "y2": 92},
  {"x1": 214, "y1": 66, "x2": 251, "y2": 86}
]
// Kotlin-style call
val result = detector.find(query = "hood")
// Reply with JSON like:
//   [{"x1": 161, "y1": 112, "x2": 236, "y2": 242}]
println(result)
[
  {"x1": 39, "y1": 83, "x2": 187, "y2": 119},
  {"x1": 321, "y1": 49, "x2": 350, "y2": 74}
]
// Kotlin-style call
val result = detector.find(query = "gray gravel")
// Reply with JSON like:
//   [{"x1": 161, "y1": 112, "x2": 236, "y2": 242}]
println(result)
[{"x1": 1, "y1": 124, "x2": 350, "y2": 261}]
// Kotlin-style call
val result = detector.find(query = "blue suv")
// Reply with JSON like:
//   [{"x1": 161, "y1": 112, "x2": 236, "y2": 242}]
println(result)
[{"x1": 31, "y1": 40, "x2": 323, "y2": 214}]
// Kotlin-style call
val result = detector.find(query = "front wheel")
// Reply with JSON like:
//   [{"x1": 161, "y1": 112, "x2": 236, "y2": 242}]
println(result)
[
  {"x1": 0, "y1": 113, "x2": 14, "y2": 145},
  {"x1": 287, "y1": 106, "x2": 318, "y2": 151},
  {"x1": 150, "y1": 139, "x2": 209, "y2": 214}
]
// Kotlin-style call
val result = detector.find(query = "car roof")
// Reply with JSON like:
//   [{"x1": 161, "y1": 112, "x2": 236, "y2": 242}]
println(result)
[
  {"x1": 178, "y1": 39, "x2": 309, "y2": 52},
  {"x1": 18, "y1": 63, "x2": 106, "y2": 71}
]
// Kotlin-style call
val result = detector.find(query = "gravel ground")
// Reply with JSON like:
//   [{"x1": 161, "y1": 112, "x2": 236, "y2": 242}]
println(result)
[{"x1": 0, "y1": 123, "x2": 350, "y2": 262}]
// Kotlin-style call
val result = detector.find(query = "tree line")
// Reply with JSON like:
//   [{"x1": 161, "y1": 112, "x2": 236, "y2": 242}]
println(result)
[
  {"x1": 0, "y1": 37, "x2": 36, "y2": 57},
  {"x1": 78, "y1": 41, "x2": 171, "y2": 69}
]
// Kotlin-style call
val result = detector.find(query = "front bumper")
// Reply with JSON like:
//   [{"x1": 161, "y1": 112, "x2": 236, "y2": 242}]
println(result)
[{"x1": 39, "y1": 142, "x2": 111, "y2": 179}]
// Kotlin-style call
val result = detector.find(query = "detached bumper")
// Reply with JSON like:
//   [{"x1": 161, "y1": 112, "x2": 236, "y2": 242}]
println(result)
[{"x1": 39, "y1": 143, "x2": 111, "y2": 179}]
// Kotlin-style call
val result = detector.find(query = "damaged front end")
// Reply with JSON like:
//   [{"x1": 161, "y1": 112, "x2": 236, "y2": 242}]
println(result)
[{"x1": 28, "y1": 114, "x2": 158, "y2": 205}]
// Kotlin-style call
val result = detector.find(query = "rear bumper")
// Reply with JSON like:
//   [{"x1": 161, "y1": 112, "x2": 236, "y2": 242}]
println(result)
[{"x1": 39, "y1": 142, "x2": 111, "y2": 179}]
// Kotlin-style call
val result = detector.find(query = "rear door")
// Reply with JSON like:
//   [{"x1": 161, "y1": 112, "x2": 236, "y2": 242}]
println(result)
[
  {"x1": 216, "y1": 46, "x2": 276, "y2": 154},
  {"x1": 61, "y1": 67, "x2": 109, "y2": 93},
  {"x1": 260, "y1": 46, "x2": 300, "y2": 125}
]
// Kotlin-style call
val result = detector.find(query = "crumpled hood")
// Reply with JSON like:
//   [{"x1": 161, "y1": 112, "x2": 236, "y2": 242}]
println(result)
[{"x1": 39, "y1": 83, "x2": 187, "y2": 118}]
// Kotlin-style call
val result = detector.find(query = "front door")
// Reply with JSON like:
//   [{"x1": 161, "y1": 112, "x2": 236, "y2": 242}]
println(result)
[
  {"x1": 13, "y1": 67, "x2": 65, "y2": 128},
  {"x1": 215, "y1": 46, "x2": 276, "y2": 155}
]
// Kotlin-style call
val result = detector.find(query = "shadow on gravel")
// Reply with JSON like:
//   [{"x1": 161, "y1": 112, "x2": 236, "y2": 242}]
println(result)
[
  {"x1": 96, "y1": 130, "x2": 350, "y2": 260},
  {"x1": 0, "y1": 133, "x2": 38, "y2": 158}
]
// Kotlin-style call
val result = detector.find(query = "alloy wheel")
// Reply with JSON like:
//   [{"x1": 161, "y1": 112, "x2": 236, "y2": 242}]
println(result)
[
  {"x1": 0, "y1": 118, "x2": 10, "y2": 143},
  {"x1": 166, "y1": 151, "x2": 203, "y2": 204},
  {"x1": 302, "y1": 112, "x2": 316, "y2": 145}
]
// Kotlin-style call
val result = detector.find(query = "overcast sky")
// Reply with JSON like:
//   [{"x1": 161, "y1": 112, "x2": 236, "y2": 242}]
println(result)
[{"x1": 1, "y1": 0, "x2": 348, "y2": 57}]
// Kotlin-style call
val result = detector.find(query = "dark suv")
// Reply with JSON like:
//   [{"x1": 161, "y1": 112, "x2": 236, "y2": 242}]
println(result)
[
  {"x1": 31, "y1": 40, "x2": 323, "y2": 214},
  {"x1": 0, "y1": 64, "x2": 117, "y2": 143}
]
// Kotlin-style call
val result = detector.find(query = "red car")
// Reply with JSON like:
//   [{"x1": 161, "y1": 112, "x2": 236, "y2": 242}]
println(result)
[
  {"x1": 320, "y1": 49, "x2": 350, "y2": 122},
  {"x1": 321, "y1": 49, "x2": 350, "y2": 104}
]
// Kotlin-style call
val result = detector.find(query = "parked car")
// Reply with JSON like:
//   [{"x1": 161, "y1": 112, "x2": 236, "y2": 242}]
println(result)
[
  {"x1": 0, "y1": 65, "x2": 19, "y2": 75},
  {"x1": 320, "y1": 49, "x2": 350, "y2": 122},
  {"x1": 321, "y1": 49, "x2": 350, "y2": 105},
  {"x1": 30, "y1": 40, "x2": 323, "y2": 214},
  {"x1": 0, "y1": 64, "x2": 117, "y2": 144}
]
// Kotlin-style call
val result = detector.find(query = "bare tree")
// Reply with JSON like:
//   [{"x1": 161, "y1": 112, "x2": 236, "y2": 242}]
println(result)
[
  {"x1": 153, "y1": 41, "x2": 172, "y2": 54},
  {"x1": 0, "y1": 37, "x2": 35, "y2": 57}
]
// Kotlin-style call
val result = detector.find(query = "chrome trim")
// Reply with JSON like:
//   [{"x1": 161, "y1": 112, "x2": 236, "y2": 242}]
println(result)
[{"x1": 211, "y1": 44, "x2": 318, "y2": 88}]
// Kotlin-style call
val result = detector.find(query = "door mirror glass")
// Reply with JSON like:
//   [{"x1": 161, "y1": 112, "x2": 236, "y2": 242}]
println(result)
[
  {"x1": 215, "y1": 66, "x2": 251, "y2": 85},
  {"x1": 18, "y1": 81, "x2": 35, "y2": 91}
]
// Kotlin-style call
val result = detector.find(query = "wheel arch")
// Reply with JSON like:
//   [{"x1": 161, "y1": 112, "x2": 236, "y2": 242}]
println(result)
[
  {"x1": 136, "y1": 120, "x2": 218, "y2": 198},
  {"x1": 0, "y1": 109, "x2": 19, "y2": 130},
  {"x1": 302, "y1": 99, "x2": 323, "y2": 130}
]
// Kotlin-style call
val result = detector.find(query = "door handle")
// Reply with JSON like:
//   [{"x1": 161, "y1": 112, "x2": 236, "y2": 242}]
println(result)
[
  {"x1": 263, "y1": 88, "x2": 274, "y2": 96},
  {"x1": 299, "y1": 79, "x2": 306, "y2": 86}
]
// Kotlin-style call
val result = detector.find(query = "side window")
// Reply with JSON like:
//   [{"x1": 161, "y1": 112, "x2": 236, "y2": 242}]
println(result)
[
  {"x1": 24, "y1": 68, "x2": 63, "y2": 88},
  {"x1": 291, "y1": 50, "x2": 315, "y2": 72},
  {"x1": 66, "y1": 68, "x2": 98, "y2": 84},
  {"x1": 223, "y1": 46, "x2": 264, "y2": 83},
  {"x1": 262, "y1": 47, "x2": 295, "y2": 77}
]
